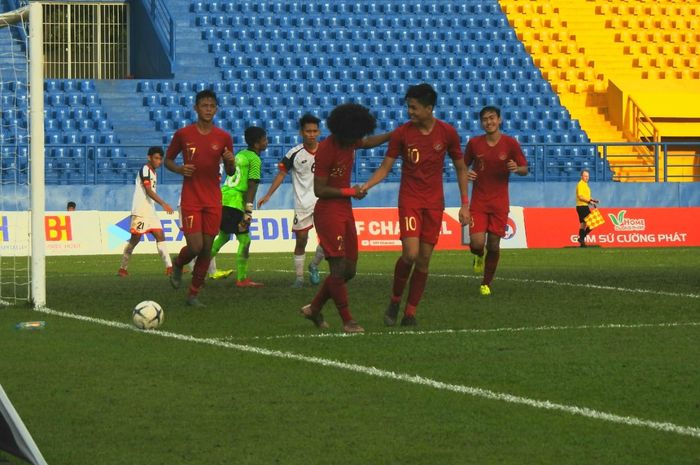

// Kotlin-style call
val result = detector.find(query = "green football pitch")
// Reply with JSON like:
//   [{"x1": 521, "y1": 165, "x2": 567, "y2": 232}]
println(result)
[{"x1": 1, "y1": 247, "x2": 699, "y2": 465}]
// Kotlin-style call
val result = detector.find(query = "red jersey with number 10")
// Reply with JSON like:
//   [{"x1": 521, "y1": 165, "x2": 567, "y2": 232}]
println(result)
[
  {"x1": 386, "y1": 119, "x2": 463, "y2": 210},
  {"x1": 166, "y1": 124, "x2": 233, "y2": 208},
  {"x1": 464, "y1": 134, "x2": 527, "y2": 212}
]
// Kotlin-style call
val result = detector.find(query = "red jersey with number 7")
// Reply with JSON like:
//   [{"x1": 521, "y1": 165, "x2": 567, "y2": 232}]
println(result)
[
  {"x1": 166, "y1": 124, "x2": 233, "y2": 208},
  {"x1": 386, "y1": 119, "x2": 463, "y2": 210},
  {"x1": 464, "y1": 134, "x2": 527, "y2": 212}
]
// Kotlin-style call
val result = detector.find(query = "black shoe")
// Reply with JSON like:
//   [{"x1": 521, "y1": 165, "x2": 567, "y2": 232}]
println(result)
[
  {"x1": 384, "y1": 301, "x2": 400, "y2": 326},
  {"x1": 186, "y1": 295, "x2": 205, "y2": 307},
  {"x1": 169, "y1": 264, "x2": 183, "y2": 289},
  {"x1": 400, "y1": 315, "x2": 417, "y2": 326}
]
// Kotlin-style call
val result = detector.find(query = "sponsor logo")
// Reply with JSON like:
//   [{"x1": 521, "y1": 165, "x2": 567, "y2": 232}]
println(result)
[
  {"x1": 0, "y1": 216, "x2": 8, "y2": 241},
  {"x1": 45, "y1": 216, "x2": 73, "y2": 241},
  {"x1": 608, "y1": 210, "x2": 646, "y2": 231},
  {"x1": 107, "y1": 215, "x2": 132, "y2": 249},
  {"x1": 329, "y1": 165, "x2": 346, "y2": 177}
]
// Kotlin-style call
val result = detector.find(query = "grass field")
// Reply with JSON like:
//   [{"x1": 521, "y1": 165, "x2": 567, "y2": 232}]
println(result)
[{"x1": 1, "y1": 247, "x2": 699, "y2": 465}]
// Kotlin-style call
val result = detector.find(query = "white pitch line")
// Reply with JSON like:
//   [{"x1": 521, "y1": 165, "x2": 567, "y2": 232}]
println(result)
[
  {"x1": 218, "y1": 321, "x2": 700, "y2": 342},
  {"x1": 34, "y1": 306, "x2": 700, "y2": 440},
  {"x1": 268, "y1": 269, "x2": 700, "y2": 299}
]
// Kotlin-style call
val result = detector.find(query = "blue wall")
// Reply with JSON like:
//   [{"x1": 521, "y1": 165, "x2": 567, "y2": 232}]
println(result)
[
  {"x1": 129, "y1": 0, "x2": 172, "y2": 78},
  {"x1": 26, "y1": 182, "x2": 700, "y2": 212}
]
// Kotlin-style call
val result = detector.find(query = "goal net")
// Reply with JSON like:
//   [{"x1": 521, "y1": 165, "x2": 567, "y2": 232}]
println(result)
[{"x1": 0, "y1": 4, "x2": 45, "y2": 307}]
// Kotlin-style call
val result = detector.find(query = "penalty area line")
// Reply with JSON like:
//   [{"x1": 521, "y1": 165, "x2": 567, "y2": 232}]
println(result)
[
  {"x1": 267, "y1": 269, "x2": 700, "y2": 299},
  {"x1": 35, "y1": 306, "x2": 700, "y2": 440},
  {"x1": 218, "y1": 321, "x2": 700, "y2": 342}
]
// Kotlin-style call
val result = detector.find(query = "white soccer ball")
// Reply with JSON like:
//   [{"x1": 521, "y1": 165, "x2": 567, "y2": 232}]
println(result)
[{"x1": 132, "y1": 300, "x2": 164, "y2": 330}]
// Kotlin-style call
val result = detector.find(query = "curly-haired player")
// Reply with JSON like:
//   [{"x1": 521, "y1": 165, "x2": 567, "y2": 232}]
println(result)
[{"x1": 300, "y1": 104, "x2": 392, "y2": 333}]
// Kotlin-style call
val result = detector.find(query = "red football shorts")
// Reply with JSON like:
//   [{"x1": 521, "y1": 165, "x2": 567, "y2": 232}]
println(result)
[
  {"x1": 469, "y1": 209, "x2": 508, "y2": 237},
  {"x1": 398, "y1": 207, "x2": 443, "y2": 245},
  {"x1": 179, "y1": 205, "x2": 222, "y2": 236},
  {"x1": 314, "y1": 207, "x2": 358, "y2": 261}
]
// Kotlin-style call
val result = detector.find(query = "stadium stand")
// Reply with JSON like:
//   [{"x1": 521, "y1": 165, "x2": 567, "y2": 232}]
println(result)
[
  {"x1": 506, "y1": 0, "x2": 700, "y2": 181},
  {"x1": 129, "y1": 0, "x2": 598, "y2": 183},
  {"x1": 19, "y1": 0, "x2": 700, "y2": 184}
]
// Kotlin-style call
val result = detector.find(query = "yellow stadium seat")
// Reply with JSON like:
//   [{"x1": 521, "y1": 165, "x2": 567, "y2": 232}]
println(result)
[
  {"x1": 655, "y1": 18, "x2": 670, "y2": 30},
  {"x1": 535, "y1": 30, "x2": 551, "y2": 42},
  {"x1": 638, "y1": 18, "x2": 652, "y2": 29},
  {"x1": 678, "y1": 69, "x2": 693, "y2": 80},
  {"x1": 623, "y1": 44, "x2": 640, "y2": 55},
  {"x1": 666, "y1": 31, "x2": 681, "y2": 43},
  {"x1": 605, "y1": 18, "x2": 620, "y2": 29},
  {"x1": 526, "y1": 17, "x2": 542, "y2": 28},
  {"x1": 517, "y1": 3, "x2": 532, "y2": 15},
  {"x1": 519, "y1": 29, "x2": 534, "y2": 42},
  {"x1": 687, "y1": 57, "x2": 699, "y2": 69},
  {"x1": 645, "y1": 5, "x2": 660, "y2": 16},
  {"x1": 615, "y1": 31, "x2": 630, "y2": 42},
  {"x1": 595, "y1": 4, "x2": 609, "y2": 15},
  {"x1": 660, "y1": 44, "x2": 674, "y2": 56},
  {"x1": 633, "y1": 56, "x2": 648, "y2": 68}
]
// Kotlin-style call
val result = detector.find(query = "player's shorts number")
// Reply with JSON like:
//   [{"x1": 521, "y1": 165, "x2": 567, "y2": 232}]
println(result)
[
  {"x1": 186, "y1": 215, "x2": 194, "y2": 229},
  {"x1": 336, "y1": 235, "x2": 345, "y2": 251},
  {"x1": 403, "y1": 216, "x2": 417, "y2": 231},
  {"x1": 136, "y1": 221, "x2": 144, "y2": 231}
]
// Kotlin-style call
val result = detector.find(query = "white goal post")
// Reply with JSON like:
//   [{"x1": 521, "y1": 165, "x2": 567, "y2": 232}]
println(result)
[
  {"x1": 0, "y1": 3, "x2": 45, "y2": 308},
  {"x1": 29, "y1": 2, "x2": 45, "y2": 308}
]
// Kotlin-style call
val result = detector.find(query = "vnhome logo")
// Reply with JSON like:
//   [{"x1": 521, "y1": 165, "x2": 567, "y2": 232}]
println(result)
[{"x1": 608, "y1": 210, "x2": 646, "y2": 232}]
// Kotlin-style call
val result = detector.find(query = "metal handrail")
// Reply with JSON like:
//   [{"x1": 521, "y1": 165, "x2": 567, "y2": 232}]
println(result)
[{"x1": 17, "y1": 141, "x2": 695, "y2": 185}]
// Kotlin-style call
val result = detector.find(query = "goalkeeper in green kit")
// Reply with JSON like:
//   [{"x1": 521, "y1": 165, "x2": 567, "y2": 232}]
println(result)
[{"x1": 210, "y1": 126, "x2": 267, "y2": 287}]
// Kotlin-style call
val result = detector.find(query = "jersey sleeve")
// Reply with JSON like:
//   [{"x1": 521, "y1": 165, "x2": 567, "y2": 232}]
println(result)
[
  {"x1": 139, "y1": 166, "x2": 153, "y2": 187},
  {"x1": 166, "y1": 130, "x2": 182, "y2": 160},
  {"x1": 278, "y1": 147, "x2": 296, "y2": 173},
  {"x1": 510, "y1": 137, "x2": 528, "y2": 166},
  {"x1": 445, "y1": 124, "x2": 464, "y2": 161},
  {"x1": 384, "y1": 126, "x2": 404, "y2": 159},
  {"x1": 223, "y1": 131, "x2": 234, "y2": 155},
  {"x1": 464, "y1": 139, "x2": 476, "y2": 167}
]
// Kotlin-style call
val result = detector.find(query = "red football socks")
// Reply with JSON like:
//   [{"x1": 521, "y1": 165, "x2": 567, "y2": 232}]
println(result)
[
  {"x1": 392, "y1": 257, "x2": 413, "y2": 302},
  {"x1": 406, "y1": 269, "x2": 428, "y2": 310},
  {"x1": 482, "y1": 250, "x2": 500, "y2": 285},
  {"x1": 326, "y1": 275, "x2": 353, "y2": 323},
  {"x1": 311, "y1": 278, "x2": 332, "y2": 311},
  {"x1": 191, "y1": 256, "x2": 210, "y2": 291}
]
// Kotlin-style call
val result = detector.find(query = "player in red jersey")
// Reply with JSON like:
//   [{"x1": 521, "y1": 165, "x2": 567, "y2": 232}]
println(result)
[
  {"x1": 300, "y1": 103, "x2": 391, "y2": 333},
  {"x1": 465, "y1": 106, "x2": 528, "y2": 296},
  {"x1": 164, "y1": 89, "x2": 235, "y2": 306},
  {"x1": 361, "y1": 83, "x2": 470, "y2": 326}
]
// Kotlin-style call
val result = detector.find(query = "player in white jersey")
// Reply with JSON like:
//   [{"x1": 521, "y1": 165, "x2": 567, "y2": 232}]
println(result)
[
  {"x1": 257, "y1": 114, "x2": 325, "y2": 288},
  {"x1": 118, "y1": 146, "x2": 175, "y2": 276}
]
